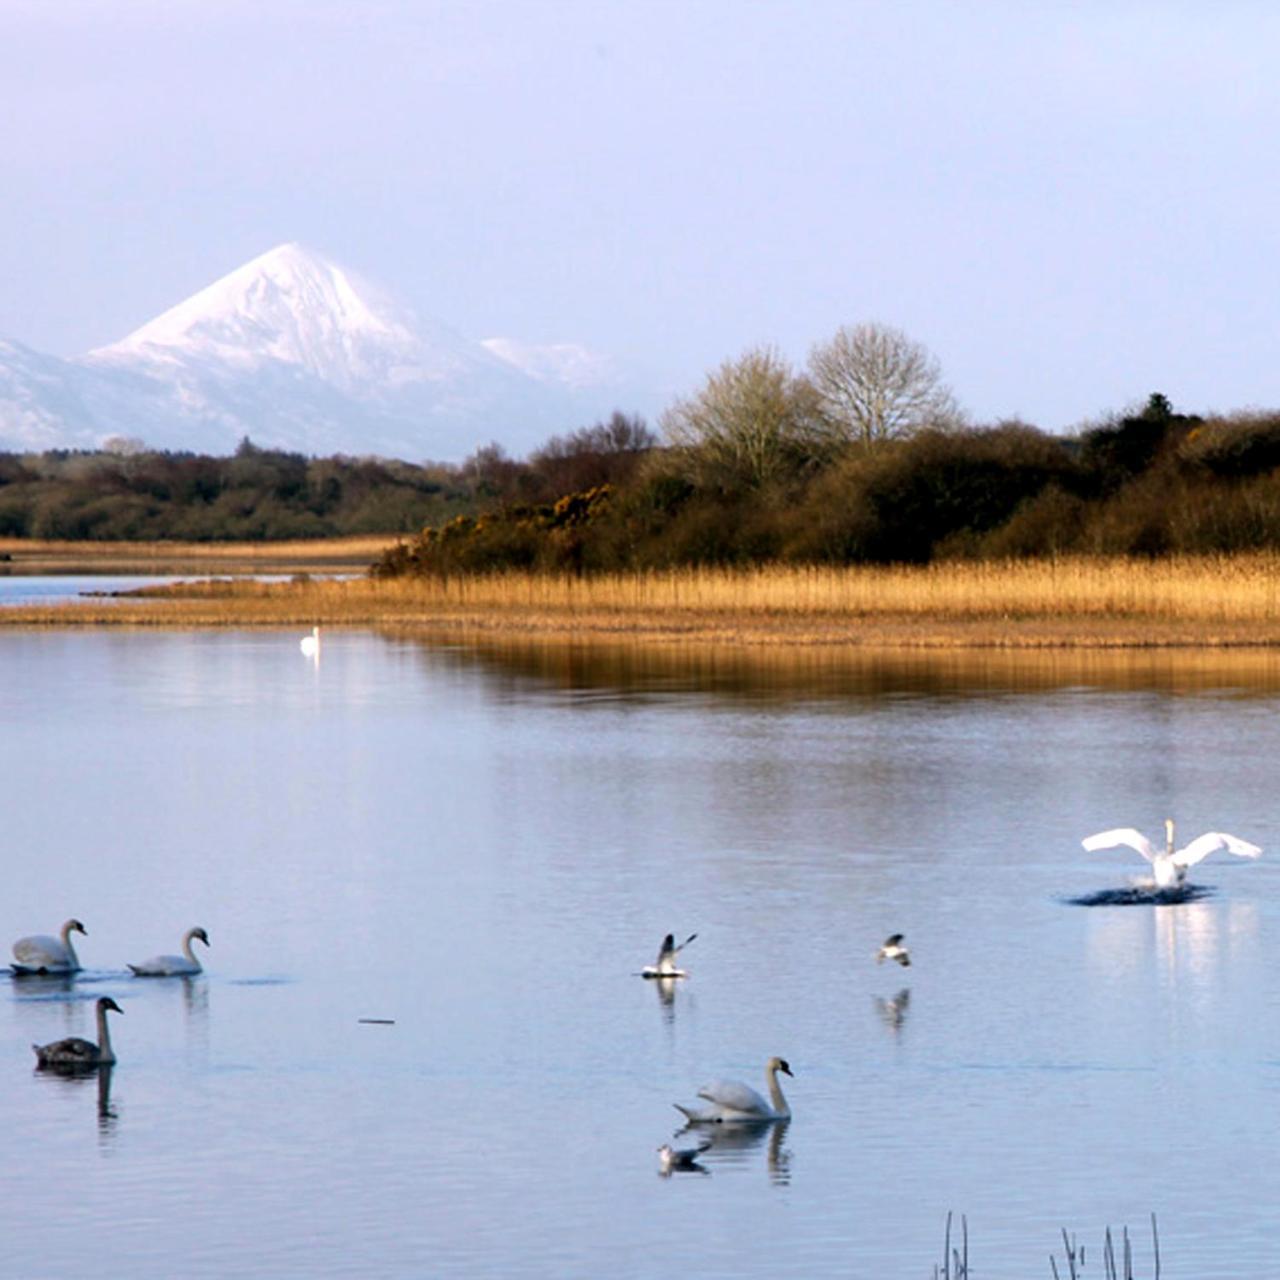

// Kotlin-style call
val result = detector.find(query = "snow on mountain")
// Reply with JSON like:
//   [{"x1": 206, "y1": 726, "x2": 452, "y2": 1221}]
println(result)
[
  {"x1": 0, "y1": 244, "x2": 636, "y2": 460},
  {"x1": 480, "y1": 337, "x2": 619, "y2": 390}
]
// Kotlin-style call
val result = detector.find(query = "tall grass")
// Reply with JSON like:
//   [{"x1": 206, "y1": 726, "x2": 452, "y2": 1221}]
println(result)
[
  {"x1": 6, "y1": 554, "x2": 1280, "y2": 644},
  {"x1": 358, "y1": 555, "x2": 1280, "y2": 621}
]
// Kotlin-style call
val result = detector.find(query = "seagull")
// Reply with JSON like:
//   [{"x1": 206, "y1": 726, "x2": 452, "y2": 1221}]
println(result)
[
  {"x1": 300, "y1": 626, "x2": 320, "y2": 659},
  {"x1": 1082, "y1": 818, "x2": 1262, "y2": 889},
  {"x1": 875, "y1": 934, "x2": 911, "y2": 967},
  {"x1": 658, "y1": 1139, "x2": 712, "y2": 1174},
  {"x1": 674, "y1": 1057, "x2": 793, "y2": 1123},
  {"x1": 641, "y1": 932, "x2": 697, "y2": 979}
]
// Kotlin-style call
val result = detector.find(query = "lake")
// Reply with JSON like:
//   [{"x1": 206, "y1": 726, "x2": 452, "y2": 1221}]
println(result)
[{"x1": 3, "y1": 628, "x2": 1279, "y2": 1278}]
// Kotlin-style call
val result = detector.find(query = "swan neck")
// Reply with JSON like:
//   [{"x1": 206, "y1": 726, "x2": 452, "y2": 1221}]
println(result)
[
  {"x1": 767, "y1": 1065, "x2": 790, "y2": 1117},
  {"x1": 182, "y1": 931, "x2": 200, "y2": 962},
  {"x1": 1166, "y1": 819, "x2": 1175, "y2": 856},
  {"x1": 96, "y1": 1005, "x2": 116, "y2": 1064},
  {"x1": 61, "y1": 924, "x2": 80, "y2": 969}
]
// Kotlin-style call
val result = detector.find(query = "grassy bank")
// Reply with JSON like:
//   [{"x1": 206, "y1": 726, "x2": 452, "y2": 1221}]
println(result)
[
  {"x1": 5, "y1": 553, "x2": 1280, "y2": 648},
  {"x1": 0, "y1": 534, "x2": 403, "y2": 575}
]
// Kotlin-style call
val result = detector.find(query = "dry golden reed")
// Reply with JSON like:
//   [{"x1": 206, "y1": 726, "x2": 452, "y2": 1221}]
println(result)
[{"x1": 6, "y1": 553, "x2": 1280, "y2": 648}]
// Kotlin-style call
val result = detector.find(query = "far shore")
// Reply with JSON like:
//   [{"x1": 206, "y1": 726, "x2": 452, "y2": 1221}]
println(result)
[
  {"x1": 4, "y1": 551, "x2": 1280, "y2": 650},
  {"x1": 0, "y1": 534, "x2": 404, "y2": 576}
]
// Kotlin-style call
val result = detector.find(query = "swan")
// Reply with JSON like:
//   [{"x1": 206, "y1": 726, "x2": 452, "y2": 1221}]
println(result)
[
  {"x1": 128, "y1": 926, "x2": 210, "y2": 977},
  {"x1": 658, "y1": 1139, "x2": 712, "y2": 1174},
  {"x1": 674, "y1": 1057, "x2": 793, "y2": 1123},
  {"x1": 875, "y1": 933, "x2": 910, "y2": 967},
  {"x1": 12, "y1": 918, "x2": 87, "y2": 974},
  {"x1": 33, "y1": 996, "x2": 122, "y2": 1069},
  {"x1": 300, "y1": 626, "x2": 320, "y2": 659},
  {"x1": 1082, "y1": 819, "x2": 1261, "y2": 889},
  {"x1": 641, "y1": 932, "x2": 697, "y2": 979}
]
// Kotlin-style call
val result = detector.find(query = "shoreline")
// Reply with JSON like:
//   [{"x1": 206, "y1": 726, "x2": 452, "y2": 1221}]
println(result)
[{"x1": 4, "y1": 551, "x2": 1280, "y2": 650}]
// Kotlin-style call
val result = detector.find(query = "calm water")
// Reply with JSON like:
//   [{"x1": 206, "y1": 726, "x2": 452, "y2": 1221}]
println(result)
[{"x1": 3, "y1": 630, "x2": 1280, "y2": 1278}]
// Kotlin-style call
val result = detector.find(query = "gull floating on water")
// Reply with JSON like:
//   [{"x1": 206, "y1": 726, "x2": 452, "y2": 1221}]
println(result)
[
  {"x1": 12, "y1": 918, "x2": 87, "y2": 974},
  {"x1": 875, "y1": 934, "x2": 911, "y2": 967},
  {"x1": 641, "y1": 932, "x2": 697, "y2": 979},
  {"x1": 658, "y1": 1139, "x2": 712, "y2": 1174},
  {"x1": 1082, "y1": 818, "x2": 1261, "y2": 889},
  {"x1": 129, "y1": 926, "x2": 210, "y2": 977},
  {"x1": 33, "y1": 996, "x2": 123, "y2": 1069},
  {"x1": 674, "y1": 1057, "x2": 793, "y2": 1124}
]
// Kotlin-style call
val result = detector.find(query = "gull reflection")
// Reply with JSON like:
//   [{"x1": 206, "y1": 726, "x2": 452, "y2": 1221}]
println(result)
[
  {"x1": 652, "y1": 975, "x2": 679, "y2": 1012},
  {"x1": 874, "y1": 987, "x2": 911, "y2": 1034}
]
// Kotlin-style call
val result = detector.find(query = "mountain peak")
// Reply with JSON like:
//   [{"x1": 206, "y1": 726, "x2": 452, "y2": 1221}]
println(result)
[{"x1": 87, "y1": 243, "x2": 424, "y2": 390}]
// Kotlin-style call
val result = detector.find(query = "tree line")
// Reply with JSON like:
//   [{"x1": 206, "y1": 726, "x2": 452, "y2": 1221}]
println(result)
[{"x1": 8, "y1": 321, "x2": 1280, "y2": 568}]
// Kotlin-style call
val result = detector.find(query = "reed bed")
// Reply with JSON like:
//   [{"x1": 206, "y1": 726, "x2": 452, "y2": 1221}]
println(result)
[
  {"x1": 357, "y1": 556, "x2": 1280, "y2": 622},
  {"x1": 5, "y1": 555, "x2": 1280, "y2": 647},
  {"x1": 0, "y1": 534, "x2": 401, "y2": 574}
]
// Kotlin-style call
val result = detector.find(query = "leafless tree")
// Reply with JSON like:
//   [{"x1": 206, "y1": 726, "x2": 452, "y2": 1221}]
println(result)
[
  {"x1": 661, "y1": 346, "x2": 826, "y2": 488},
  {"x1": 807, "y1": 322, "x2": 962, "y2": 447}
]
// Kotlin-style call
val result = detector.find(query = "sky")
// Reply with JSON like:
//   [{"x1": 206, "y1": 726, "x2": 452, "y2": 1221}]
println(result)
[{"x1": 2, "y1": 0, "x2": 1279, "y2": 431}]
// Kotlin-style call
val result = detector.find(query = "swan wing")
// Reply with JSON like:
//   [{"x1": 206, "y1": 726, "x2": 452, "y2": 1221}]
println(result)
[
  {"x1": 1081, "y1": 828, "x2": 1158, "y2": 862},
  {"x1": 12, "y1": 935, "x2": 68, "y2": 968},
  {"x1": 129, "y1": 953, "x2": 198, "y2": 976},
  {"x1": 697, "y1": 1080, "x2": 770, "y2": 1115},
  {"x1": 1172, "y1": 831, "x2": 1263, "y2": 869}
]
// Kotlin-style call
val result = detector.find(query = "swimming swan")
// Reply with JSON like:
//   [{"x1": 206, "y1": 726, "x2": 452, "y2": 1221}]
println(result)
[
  {"x1": 1082, "y1": 819, "x2": 1261, "y2": 889},
  {"x1": 674, "y1": 1057, "x2": 793, "y2": 1123},
  {"x1": 12, "y1": 918, "x2": 87, "y2": 974},
  {"x1": 642, "y1": 932, "x2": 697, "y2": 979},
  {"x1": 875, "y1": 934, "x2": 911, "y2": 967},
  {"x1": 128, "y1": 926, "x2": 210, "y2": 977},
  {"x1": 300, "y1": 626, "x2": 320, "y2": 659},
  {"x1": 33, "y1": 996, "x2": 122, "y2": 1068}
]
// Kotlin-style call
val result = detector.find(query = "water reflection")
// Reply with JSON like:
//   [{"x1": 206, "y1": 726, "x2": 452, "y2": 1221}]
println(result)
[
  {"x1": 386, "y1": 630, "x2": 1280, "y2": 703},
  {"x1": 97, "y1": 1065, "x2": 118, "y2": 1130},
  {"x1": 650, "y1": 975, "x2": 680, "y2": 1016},
  {"x1": 874, "y1": 987, "x2": 912, "y2": 1034},
  {"x1": 676, "y1": 1120, "x2": 792, "y2": 1185}
]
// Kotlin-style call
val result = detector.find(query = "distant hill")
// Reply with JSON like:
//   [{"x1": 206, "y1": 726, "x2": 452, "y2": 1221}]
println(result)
[{"x1": 0, "y1": 244, "x2": 643, "y2": 461}]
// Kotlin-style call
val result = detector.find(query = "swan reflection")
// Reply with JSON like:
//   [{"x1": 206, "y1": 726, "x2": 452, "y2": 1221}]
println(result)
[
  {"x1": 874, "y1": 987, "x2": 911, "y2": 1033},
  {"x1": 673, "y1": 1118, "x2": 791, "y2": 1184},
  {"x1": 97, "y1": 1064, "x2": 117, "y2": 1130}
]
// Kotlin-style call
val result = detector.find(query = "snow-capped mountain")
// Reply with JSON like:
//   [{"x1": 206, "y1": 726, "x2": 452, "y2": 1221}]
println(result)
[{"x1": 0, "y1": 244, "x2": 638, "y2": 460}]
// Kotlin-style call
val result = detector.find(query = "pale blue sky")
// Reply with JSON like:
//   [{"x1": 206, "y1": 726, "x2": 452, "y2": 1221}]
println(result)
[{"x1": 3, "y1": 0, "x2": 1278, "y2": 428}]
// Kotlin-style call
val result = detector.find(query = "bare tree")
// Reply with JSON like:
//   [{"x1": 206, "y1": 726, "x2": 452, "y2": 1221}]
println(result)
[
  {"x1": 807, "y1": 322, "x2": 962, "y2": 447},
  {"x1": 661, "y1": 346, "x2": 825, "y2": 488}
]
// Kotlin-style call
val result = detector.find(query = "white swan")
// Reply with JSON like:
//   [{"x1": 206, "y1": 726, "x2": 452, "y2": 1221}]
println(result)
[
  {"x1": 658, "y1": 1139, "x2": 712, "y2": 1174},
  {"x1": 1083, "y1": 818, "x2": 1261, "y2": 889},
  {"x1": 128, "y1": 926, "x2": 210, "y2": 977},
  {"x1": 875, "y1": 933, "x2": 911, "y2": 967},
  {"x1": 674, "y1": 1057, "x2": 793, "y2": 1123},
  {"x1": 641, "y1": 932, "x2": 697, "y2": 979},
  {"x1": 12, "y1": 918, "x2": 87, "y2": 974},
  {"x1": 33, "y1": 996, "x2": 122, "y2": 1068},
  {"x1": 300, "y1": 626, "x2": 320, "y2": 659}
]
